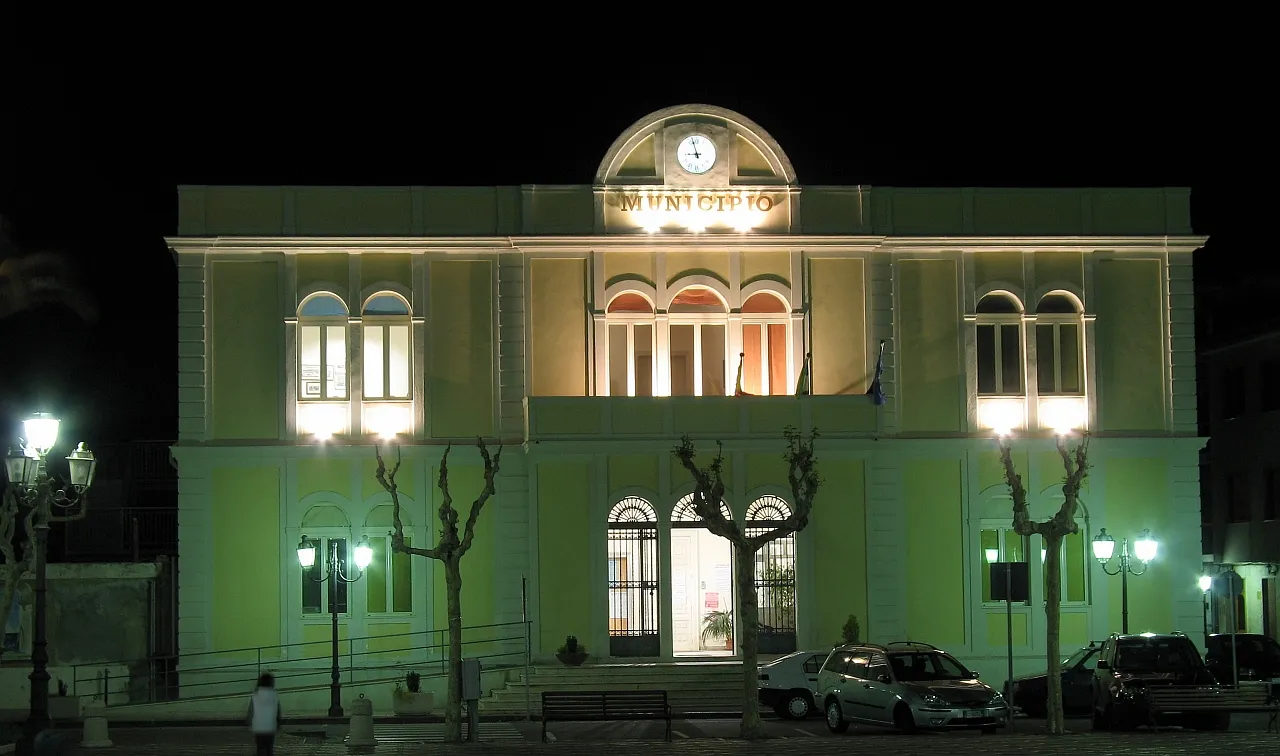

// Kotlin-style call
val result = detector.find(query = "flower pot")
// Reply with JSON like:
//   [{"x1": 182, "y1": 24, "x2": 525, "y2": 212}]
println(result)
[
  {"x1": 556, "y1": 651, "x2": 589, "y2": 666},
  {"x1": 392, "y1": 690, "x2": 434, "y2": 716}
]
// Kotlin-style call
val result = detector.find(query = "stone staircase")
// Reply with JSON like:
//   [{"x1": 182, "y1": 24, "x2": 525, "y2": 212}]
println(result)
[{"x1": 479, "y1": 662, "x2": 767, "y2": 716}]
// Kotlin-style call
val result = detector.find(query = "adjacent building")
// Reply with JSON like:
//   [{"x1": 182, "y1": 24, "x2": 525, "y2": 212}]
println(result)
[{"x1": 168, "y1": 104, "x2": 1207, "y2": 703}]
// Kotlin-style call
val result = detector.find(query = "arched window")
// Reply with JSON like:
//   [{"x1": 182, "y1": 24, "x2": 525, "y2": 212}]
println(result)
[
  {"x1": 669, "y1": 286, "x2": 728, "y2": 397},
  {"x1": 607, "y1": 497, "x2": 659, "y2": 657},
  {"x1": 1035, "y1": 293, "x2": 1083, "y2": 395},
  {"x1": 976, "y1": 293, "x2": 1024, "y2": 395},
  {"x1": 740, "y1": 292, "x2": 790, "y2": 395},
  {"x1": 746, "y1": 496, "x2": 797, "y2": 653},
  {"x1": 299, "y1": 504, "x2": 351, "y2": 615},
  {"x1": 606, "y1": 292, "x2": 655, "y2": 397},
  {"x1": 298, "y1": 293, "x2": 349, "y2": 401},
  {"x1": 362, "y1": 293, "x2": 412, "y2": 400},
  {"x1": 671, "y1": 493, "x2": 733, "y2": 523}
]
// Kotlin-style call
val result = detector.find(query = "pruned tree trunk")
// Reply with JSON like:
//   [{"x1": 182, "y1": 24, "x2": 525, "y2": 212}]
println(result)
[
  {"x1": 999, "y1": 433, "x2": 1088, "y2": 736},
  {"x1": 445, "y1": 557, "x2": 463, "y2": 743},
  {"x1": 376, "y1": 439, "x2": 501, "y2": 744},
  {"x1": 0, "y1": 489, "x2": 34, "y2": 665},
  {"x1": 673, "y1": 427, "x2": 821, "y2": 741},
  {"x1": 734, "y1": 543, "x2": 762, "y2": 736}
]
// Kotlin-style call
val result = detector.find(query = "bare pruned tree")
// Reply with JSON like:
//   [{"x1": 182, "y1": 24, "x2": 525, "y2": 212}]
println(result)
[
  {"x1": 375, "y1": 438, "x2": 502, "y2": 743},
  {"x1": 672, "y1": 426, "x2": 821, "y2": 740}
]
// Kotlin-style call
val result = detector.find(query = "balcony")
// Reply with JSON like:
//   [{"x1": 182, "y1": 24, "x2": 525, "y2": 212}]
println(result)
[{"x1": 524, "y1": 395, "x2": 879, "y2": 442}]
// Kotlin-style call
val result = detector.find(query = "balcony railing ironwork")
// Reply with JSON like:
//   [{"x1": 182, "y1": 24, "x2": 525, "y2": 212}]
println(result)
[{"x1": 59, "y1": 506, "x2": 178, "y2": 561}]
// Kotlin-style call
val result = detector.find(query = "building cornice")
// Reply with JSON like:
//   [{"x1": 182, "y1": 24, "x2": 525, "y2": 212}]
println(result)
[{"x1": 167, "y1": 235, "x2": 1209, "y2": 255}]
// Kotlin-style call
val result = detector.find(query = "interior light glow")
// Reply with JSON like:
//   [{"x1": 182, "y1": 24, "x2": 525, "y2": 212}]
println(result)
[
  {"x1": 364, "y1": 403, "x2": 412, "y2": 439},
  {"x1": 1039, "y1": 396, "x2": 1087, "y2": 435},
  {"x1": 978, "y1": 397, "x2": 1025, "y2": 436},
  {"x1": 297, "y1": 403, "x2": 346, "y2": 439}
]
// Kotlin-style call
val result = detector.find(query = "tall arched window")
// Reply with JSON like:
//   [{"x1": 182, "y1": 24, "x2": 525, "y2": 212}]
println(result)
[
  {"x1": 606, "y1": 292, "x2": 655, "y2": 397},
  {"x1": 1035, "y1": 293, "x2": 1083, "y2": 395},
  {"x1": 669, "y1": 286, "x2": 727, "y2": 397},
  {"x1": 746, "y1": 496, "x2": 797, "y2": 653},
  {"x1": 362, "y1": 293, "x2": 412, "y2": 400},
  {"x1": 298, "y1": 293, "x2": 349, "y2": 401},
  {"x1": 671, "y1": 493, "x2": 735, "y2": 656},
  {"x1": 607, "y1": 497, "x2": 659, "y2": 657},
  {"x1": 976, "y1": 293, "x2": 1024, "y2": 395},
  {"x1": 741, "y1": 292, "x2": 790, "y2": 395}
]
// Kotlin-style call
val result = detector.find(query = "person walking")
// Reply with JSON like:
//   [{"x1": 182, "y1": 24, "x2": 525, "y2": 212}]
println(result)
[{"x1": 247, "y1": 673, "x2": 282, "y2": 756}]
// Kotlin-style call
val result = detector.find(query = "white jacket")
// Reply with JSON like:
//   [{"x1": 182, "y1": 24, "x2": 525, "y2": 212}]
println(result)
[{"x1": 248, "y1": 687, "x2": 281, "y2": 734}]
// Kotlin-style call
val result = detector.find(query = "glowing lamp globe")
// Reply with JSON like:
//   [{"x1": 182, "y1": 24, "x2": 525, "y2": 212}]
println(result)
[
  {"x1": 297, "y1": 537, "x2": 317, "y2": 568},
  {"x1": 353, "y1": 538, "x2": 373, "y2": 570},
  {"x1": 1092, "y1": 529, "x2": 1116, "y2": 562},
  {"x1": 984, "y1": 548, "x2": 1000, "y2": 564},
  {"x1": 1198, "y1": 575, "x2": 1213, "y2": 592},
  {"x1": 1133, "y1": 530, "x2": 1158, "y2": 563},
  {"x1": 23, "y1": 412, "x2": 60, "y2": 454}
]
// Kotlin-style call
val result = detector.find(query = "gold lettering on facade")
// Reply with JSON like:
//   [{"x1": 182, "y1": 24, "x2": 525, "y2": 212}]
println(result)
[{"x1": 614, "y1": 191, "x2": 781, "y2": 212}]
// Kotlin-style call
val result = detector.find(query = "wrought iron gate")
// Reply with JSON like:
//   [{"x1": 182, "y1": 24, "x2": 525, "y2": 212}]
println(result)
[
  {"x1": 748, "y1": 496, "x2": 797, "y2": 654},
  {"x1": 607, "y1": 498, "x2": 660, "y2": 657}
]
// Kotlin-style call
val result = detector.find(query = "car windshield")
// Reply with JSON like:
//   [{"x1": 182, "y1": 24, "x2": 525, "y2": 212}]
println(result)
[
  {"x1": 888, "y1": 651, "x2": 973, "y2": 682},
  {"x1": 1062, "y1": 645, "x2": 1096, "y2": 668},
  {"x1": 1113, "y1": 638, "x2": 1199, "y2": 672}
]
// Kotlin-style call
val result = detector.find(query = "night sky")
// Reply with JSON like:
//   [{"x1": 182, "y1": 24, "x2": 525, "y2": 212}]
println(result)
[{"x1": 0, "y1": 73, "x2": 1252, "y2": 447}]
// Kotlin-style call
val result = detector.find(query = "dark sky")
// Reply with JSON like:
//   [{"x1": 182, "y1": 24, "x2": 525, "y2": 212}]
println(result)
[{"x1": 0, "y1": 72, "x2": 1254, "y2": 446}]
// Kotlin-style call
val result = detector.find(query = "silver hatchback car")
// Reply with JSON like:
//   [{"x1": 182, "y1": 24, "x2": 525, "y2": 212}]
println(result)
[{"x1": 817, "y1": 641, "x2": 1009, "y2": 734}]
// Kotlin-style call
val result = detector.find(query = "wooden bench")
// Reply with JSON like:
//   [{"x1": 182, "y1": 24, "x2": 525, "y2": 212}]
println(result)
[
  {"x1": 541, "y1": 690, "x2": 672, "y2": 742},
  {"x1": 1144, "y1": 683, "x2": 1278, "y2": 731}
]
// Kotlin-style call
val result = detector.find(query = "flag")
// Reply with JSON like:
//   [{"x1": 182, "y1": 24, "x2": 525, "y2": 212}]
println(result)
[
  {"x1": 734, "y1": 352, "x2": 758, "y2": 397},
  {"x1": 794, "y1": 352, "x2": 811, "y2": 396},
  {"x1": 866, "y1": 340, "x2": 886, "y2": 406}
]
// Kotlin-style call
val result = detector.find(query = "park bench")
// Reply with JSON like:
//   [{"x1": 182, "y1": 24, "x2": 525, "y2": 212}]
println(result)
[
  {"x1": 1143, "y1": 682, "x2": 1278, "y2": 731},
  {"x1": 541, "y1": 690, "x2": 672, "y2": 742}
]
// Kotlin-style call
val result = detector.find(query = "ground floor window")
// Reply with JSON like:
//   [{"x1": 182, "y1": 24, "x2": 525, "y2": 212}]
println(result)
[
  {"x1": 747, "y1": 495, "x2": 797, "y2": 653},
  {"x1": 607, "y1": 497, "x2": 659, "y2": 657}
]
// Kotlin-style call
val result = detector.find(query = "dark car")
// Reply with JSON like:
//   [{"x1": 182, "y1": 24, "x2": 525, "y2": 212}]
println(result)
[
  {"x1": 1091, "y1": 632, "x2": 1224, "y2": 730},
  {"x1": 1005, "y1": 641, "x2": 1102, "y2": 717},
  {"x1": 1205, "y1": 633, "x2": 1280, "y2": 683}
]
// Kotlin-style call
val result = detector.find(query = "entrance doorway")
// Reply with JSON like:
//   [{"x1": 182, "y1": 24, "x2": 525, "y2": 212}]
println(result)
[{"x1": 670, "y1": 495, "x2": 735, "y2": 657}]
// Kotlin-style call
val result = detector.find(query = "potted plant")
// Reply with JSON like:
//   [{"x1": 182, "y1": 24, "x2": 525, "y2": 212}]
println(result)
[
  {"x1": 555, "y1": 635, "x2": 589, "y2": 666},
  {"x1": 49, "y1": 679, "x2": 80, "y2": 720},
  {"x1": 392, "y1": 670, "x2": 433, "y2": 716},
  {"x1": 841, "y1": 614, "x2": 861, "y2": 645},
  {"x1": 701, "y1": 610, "x2": 734, "y2": 652}
]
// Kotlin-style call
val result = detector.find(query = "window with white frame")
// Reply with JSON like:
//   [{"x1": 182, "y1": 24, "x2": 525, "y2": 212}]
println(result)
[
  {"x1": 979, "y1": 526, "x2": 1028, "y2": 604},
  {"x1": 298, "y1": 293, "x2": 349, "y2": 401},
  {"x1": 362, "y1": 293, "x2": 412, "y2": 401},
  {"x1": 363, "y1": 505, "x2": 414, "y2": 614},
  {"x1": 606, "y1": 292, "x2": 656, "y2": 397},
  {"x1": 1039, "y1": 529, "x2": 1089, "y2": 604},
  {"x1": 975, "y1": 293, "x2": 1024, "y2": 395},
  {"x1": 740, "y1": 292, "x2": 791, "y2": 395},
  {"x1": 669, "y1": 286, "x2": 727, "y2": 397},
  {"x1": 1035, "y1": 293, "x2": 1083, "y2": 395}
]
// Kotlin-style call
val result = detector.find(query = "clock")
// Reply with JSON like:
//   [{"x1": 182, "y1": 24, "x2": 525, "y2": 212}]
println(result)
[{"x1": 676, "y1": 134, "x2": 717, "y2": 174}]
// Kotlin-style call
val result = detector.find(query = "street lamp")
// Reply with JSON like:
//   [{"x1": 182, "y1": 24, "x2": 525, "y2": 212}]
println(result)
[
  {"x1": 298, "y1": 534, "x2": 372, "y2": 717},
  {"x1": 1092, "y1": 528, "x2": 1158, "y2": 634},
  {"x1": 2, "y1": 414, "x2": 96, "y2": 756},
  {"x1": 1199, "y1": 574, "x2": 1213, "y2": 640}
]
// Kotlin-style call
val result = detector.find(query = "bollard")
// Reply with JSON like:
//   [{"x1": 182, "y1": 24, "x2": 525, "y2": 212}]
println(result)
[
  {"x1": 346, "y1": 694, "x2": 376, "y2": 752},
  {"x1": 80, "y1": 700, "x2": 113, "y2": 748}
]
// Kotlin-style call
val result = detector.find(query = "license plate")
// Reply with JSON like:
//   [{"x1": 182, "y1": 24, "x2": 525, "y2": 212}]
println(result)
[{"x1": 964, "y1": 709, "x2": 984, "y2": 718}]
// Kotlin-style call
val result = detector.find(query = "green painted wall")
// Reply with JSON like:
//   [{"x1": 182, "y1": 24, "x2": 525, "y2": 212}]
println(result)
[
  {"x1": 210, "y1": 261, "x2": 281, "y2": 440},
  {"x1": 538, "y1": 461, "x2": 592, "y2": 653},
  {"x1": 296, "y1": 253, "x2": 349, "y2": 293},
  {"x1": 1096, "y1": 260, "x2": 1166, "y2": 431},
  {"x1": 608, "y1": 455, "x2": 658, "y2": 493},
  {"x1": 429, "y1": 260, "x2": 494, "y2": 438},
  {"x1": 809, "y1": 258, "x2": 866, "y2": 395},
  {"x1": 361, "y1": 253, "x2": 413, "y2": 292},
  {"x1": 897, "y1": 260, "x2": 962, "y2": 432},
  {"x1": 904, "y1": 459, "x2": 965, "y2": 646},
  {"x1": 432, "y1": 462, "x2": 495, "y2": 637},
  {"x1": 212, "y1": 466, "x2": 281, "y2": 651},
  {"x1": 297, "y1": 457, "x2": 352, "y2": 500},
  {"x1": 811, "y1": 460, "x2": 866, "y2": 646},
  {"x1": 1103, "y1": 457, "x2": 1172, "y2": 633}
]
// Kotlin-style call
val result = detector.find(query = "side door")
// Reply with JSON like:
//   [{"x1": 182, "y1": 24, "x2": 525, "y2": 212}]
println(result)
[
  {"x1": 837, "y1": 653, "x2": 877, "y2": 721},
  {"x1": 857, "y1": 654, "x2": 898, "y2": 724},
  {"x1": 1064, "y1": 645, "x2": 1100, "y2": 711},
  {"x1": 800, "y1": 654, "x2": 824, "y2": 697}
]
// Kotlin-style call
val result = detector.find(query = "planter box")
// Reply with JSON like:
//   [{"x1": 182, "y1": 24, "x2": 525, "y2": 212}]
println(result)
[
  {"x1": 556, "y1": 652, "x2": 589, "y2": 666},
  {"x1": 49, "y1": 696, "x2": 80, "y2": 720},
  {"x1": 392, "y1": 691, "x2": 433, "y2": 716}
]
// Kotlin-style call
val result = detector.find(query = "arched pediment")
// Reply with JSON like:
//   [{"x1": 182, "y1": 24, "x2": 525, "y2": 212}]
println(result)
[{"x1": 596, "y1": 104, "x2": 796, "y2": 187}]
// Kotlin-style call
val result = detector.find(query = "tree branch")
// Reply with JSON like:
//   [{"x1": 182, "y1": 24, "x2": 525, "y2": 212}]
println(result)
[
  {"x1": 1049, "y1": 433, "x2": 1090, "y2": 537},
  {"x1": 672, "y1": 436, "x2": 742, "y2": 544},
  {"x1": 998, "y1": 436, "x2": 1044, "y2": 537},
  {"x1": 375, "y1": 444, "x2": 445, "y2": 560},
  {"x1": 752, "y1": 426, "x2": 822, "y2": 550},
  {"x1": 437, "y1": 445, "x2": 460, "y2": 551},
  {"x1": 458, "y1": 438, "x2": 503, "y2": 558}
]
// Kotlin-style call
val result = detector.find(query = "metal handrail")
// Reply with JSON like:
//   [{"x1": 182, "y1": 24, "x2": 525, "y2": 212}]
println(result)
[{"x1": 70, "y1": 620, "x2": 532, "y2": 707}]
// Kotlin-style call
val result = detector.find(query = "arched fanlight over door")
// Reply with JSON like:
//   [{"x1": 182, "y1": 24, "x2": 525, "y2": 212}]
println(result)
[{"x1": 607, "y1": 497, "x2": 660, "y2": 657}]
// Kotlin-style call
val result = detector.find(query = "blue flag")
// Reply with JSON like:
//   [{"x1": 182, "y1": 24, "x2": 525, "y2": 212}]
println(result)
[{"x1": 866, "y1": 340, "x2": 886, "y2": 406}]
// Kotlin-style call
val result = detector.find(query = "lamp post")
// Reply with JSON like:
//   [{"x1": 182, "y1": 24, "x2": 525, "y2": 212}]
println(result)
[
  {"x1": 1198, "y1": 574, "x2": 1213, "y2": 640},
  {"x1": 297, "y1": 534, "x2": 372, "y2": 717},
  {"x1": 1091, "y1": 528, "x2": 1158, "y2": 634},
  {"x1": 2, "y1": 413, "x2": 96, "y2": 756}
]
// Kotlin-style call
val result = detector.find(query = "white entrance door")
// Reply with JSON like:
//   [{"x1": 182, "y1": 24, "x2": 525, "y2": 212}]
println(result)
[{"x1": 671, "y1": 531, "x2": 698, "y2": 653}]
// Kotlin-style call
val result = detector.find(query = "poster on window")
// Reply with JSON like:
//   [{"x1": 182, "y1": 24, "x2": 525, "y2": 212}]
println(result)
[
  {"x1": 704, "y1": 592, "x2": 719, "y2": 609},
  {"x1": 303, "y1": 381, "x2": 321, "y2": 397},
  {"x1": 333, "y1": 371, "x2": 346, "y2": 391},
  {"x1": 301, "y1": 364, "x2": 322, "y2": 380}
]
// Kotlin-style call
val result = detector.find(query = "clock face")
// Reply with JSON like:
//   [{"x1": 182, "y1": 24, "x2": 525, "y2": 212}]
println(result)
[{"x1": 676, "y1": 134, "x2": 717, "y2": 174}]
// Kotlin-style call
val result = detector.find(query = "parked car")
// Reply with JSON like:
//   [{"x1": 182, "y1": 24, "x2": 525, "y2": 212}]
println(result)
[
  {"x1": 1004, "y1": 641, "x2": 1103, "y2": 717},
  {"x1": 757, "y1": 650, "x2": 827, "y2": 718},
  {"x1": 1205, "y1": 632, "x2": 1280, "y2": 684},
  {"x1": 817, "y1": 641, "x2": 1009, "y2": 734},
  {"x1": 1091, "y1": 632, "x2": 1226, "y2": 730}
]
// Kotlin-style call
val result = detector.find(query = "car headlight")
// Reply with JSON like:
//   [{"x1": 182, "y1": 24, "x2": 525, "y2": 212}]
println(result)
[{"x1": 920, "y1": 693, "x2": 948, "y2": 707}]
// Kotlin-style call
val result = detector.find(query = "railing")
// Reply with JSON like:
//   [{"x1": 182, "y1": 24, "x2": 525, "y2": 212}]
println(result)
[
  {"x1": 70, "y1": 620, "x2": 532, "y2": 710},
  {"x1": 60, "y1": 506, "x2": 178, "y2": 560}
]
